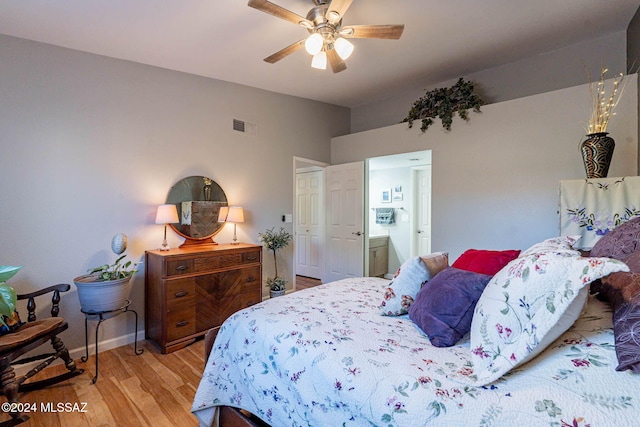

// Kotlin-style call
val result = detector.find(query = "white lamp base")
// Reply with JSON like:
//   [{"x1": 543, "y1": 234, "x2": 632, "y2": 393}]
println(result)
[
  {"x1": 160, "y1": 224, "x2": 171, "y2": 250},
  {"x1": 230, "y1": 224, "x2": 240, "y2": 245}
]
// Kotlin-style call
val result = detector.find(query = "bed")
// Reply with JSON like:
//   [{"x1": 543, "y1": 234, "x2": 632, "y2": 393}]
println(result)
[{"x1": 191, "y1": 233, "x2": 640, "y2": 427}]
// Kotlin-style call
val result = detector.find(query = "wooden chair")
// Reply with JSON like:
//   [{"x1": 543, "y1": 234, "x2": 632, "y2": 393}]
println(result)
[{"x1": 0, "y1": 284, "x2": 83, "y2": 426}]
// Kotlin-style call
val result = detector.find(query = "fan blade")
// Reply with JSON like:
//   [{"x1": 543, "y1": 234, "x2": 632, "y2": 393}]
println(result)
[
  {"x1": 326, "y1": 0, "x2": 354, "y2": 24},
  {"x1": 327, "y1": 48, "x2": 347, "y2": 73},
  {"x1": 248, "y1": 0, "x2": 312, "y2": 28},
  {"x1": 264, "y1": 39, "x2": 305, "y2": 63},
  {"x1": 340, "y1": 24, "x2": 404, "y2": 39}
]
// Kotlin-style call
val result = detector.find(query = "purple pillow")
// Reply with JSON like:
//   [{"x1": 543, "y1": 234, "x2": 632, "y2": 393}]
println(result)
[
  {"x1": 591, "y1": 270, "x2": 640, "y2": 372},
  {"x1": 408, "y1": 267, "x2": 492, "y2": 347},
  {"x1": 590, "y1": 216, "x2": 640, "y2": 260}
]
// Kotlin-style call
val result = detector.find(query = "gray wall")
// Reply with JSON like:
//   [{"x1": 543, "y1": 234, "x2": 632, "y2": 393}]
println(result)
[
  {"x1": 333, "y1": 77, "x2": 638, "y2": 261},
  {"x1": 0, "y1": 35, "x2": 349, "y2": 354},
  {"x1": 352, "y1": 31, "x2": 628, "y2": 133}
]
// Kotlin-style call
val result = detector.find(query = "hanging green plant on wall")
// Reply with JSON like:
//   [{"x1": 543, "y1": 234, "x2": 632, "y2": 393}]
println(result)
[{"x1": 402, "y1": 78, "x2": 484, "y2": 132}]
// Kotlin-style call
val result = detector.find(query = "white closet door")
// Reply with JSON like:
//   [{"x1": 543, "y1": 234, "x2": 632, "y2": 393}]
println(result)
[{"x1": 295, "y1": 170, "x2": 323, "y2": 279}]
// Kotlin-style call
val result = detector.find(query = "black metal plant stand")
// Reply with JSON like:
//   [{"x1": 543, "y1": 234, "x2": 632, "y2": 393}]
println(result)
[{"x1": 81, "y1": 300, "x2": 143, "y2": 384}]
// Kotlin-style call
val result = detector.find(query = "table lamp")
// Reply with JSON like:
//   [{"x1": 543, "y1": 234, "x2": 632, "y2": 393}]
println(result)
[
  {"x1": 224, "y1": 206, "x2": 244, "y2": 245},
  {"x1": 155, "y1": 204, "x2": 179, "y2": 251}
]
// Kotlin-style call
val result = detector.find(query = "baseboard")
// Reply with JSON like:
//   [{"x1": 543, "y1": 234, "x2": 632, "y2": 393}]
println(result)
[{"x1": 13, "y1": 329, "x2": 145, "y2": 376}]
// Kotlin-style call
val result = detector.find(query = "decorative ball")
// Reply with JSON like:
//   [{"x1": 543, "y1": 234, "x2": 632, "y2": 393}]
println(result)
[{"x1": 111, "y1": 233, "x2": 128, "y2": 255}]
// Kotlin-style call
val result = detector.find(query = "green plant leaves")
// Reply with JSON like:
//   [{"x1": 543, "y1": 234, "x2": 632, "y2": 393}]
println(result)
[
  {"x1": 403, "y1": 78, "x2": 484, "y2": 132},
  {"x1": 0, "y1": 284, "x2": 17, "y2": 323},
  {"x1": 0, "y1": 266, "x2": 20, "y2": 324},
  {"x1": 0, "y1": 266, "x2": 22, "y2": 282}
]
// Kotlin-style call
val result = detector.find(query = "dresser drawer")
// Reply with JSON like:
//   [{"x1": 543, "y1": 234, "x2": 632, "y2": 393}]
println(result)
[
  {"x1": 166, "y1": 306, "x2": 196, "y2": 342},
  {"x1": 165, "y1": 259, "x2": 194, "y2": 277},
  {"x1": 242, "y1": 251, "x2": 260, "y2": 264},
  {"x1": 194, "y1": 249, "x2": 261, "y2": 273},
  {"x1": 165, "y1": 279, "x2": 195, "y2": 308},
  {"x1": 194, "y1": 254, "x2": 241, "y2": 272}
]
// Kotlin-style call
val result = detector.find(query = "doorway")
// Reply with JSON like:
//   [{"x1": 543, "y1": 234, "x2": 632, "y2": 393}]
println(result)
[
  {"x1": 293, "y1": 151, "x2": 431, "y2": 285},
  {"x1": 294, "y1": 157, "x2": 328, "y2": 285},
  {"x1": 293, "y1": 157, "x2": 364, "y2": 285},
  {"x1": 367, "y1": 150, "x2": 432, "y2": 276}
]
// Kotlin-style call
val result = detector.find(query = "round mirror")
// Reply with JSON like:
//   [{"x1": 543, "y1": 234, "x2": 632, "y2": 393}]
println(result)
[{"x1": 166, "y1": 176, "x2": 228, "y2": 246}]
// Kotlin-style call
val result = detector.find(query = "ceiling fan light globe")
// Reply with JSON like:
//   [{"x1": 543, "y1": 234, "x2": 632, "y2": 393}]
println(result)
[
  {"x1": 305, "y1": 33, "x2": 324, "y2": 55},
  {"x1": 327, "y1": 11, "x2": 341, "y2": 22},
  {"x1": 311, "y1": 51, "x2": 327, "y2": 70},
  {"x1": 339, "y1": 27, "x2": 354, "y2": 37},
  {"x1": 334, "y1": 37, "x2": 354, "y2": 60}
]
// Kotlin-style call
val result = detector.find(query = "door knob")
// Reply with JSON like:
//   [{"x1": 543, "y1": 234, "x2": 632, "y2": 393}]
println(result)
[{"x1": 352, "y1": 231, "x2": 362, "y2": 236}]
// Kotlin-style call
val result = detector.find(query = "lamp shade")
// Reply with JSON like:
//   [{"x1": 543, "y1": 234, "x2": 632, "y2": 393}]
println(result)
[
  {"x1": 155, "y1": 204, "x2": 179, "y2": 224},
  {"x1": 226, "y1": 206, "x2": 245, "y2": 223},
  {"x1": 218, "y1": 206, "x2": 229, "y2": 222}
]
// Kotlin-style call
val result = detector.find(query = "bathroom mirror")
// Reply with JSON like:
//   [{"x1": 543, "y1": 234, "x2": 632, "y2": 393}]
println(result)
[{"x1": 166, "y1": 175, "x2": 228, "y2": 247}]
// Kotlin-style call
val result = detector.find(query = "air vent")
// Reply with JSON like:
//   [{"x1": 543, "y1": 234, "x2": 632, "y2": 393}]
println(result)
[
  {"x1": 233, "y1": 119, "x2": 245, "y2": 132},
  {"x1": 233, "y1": 118, "x2": 258, "y2": 136}
]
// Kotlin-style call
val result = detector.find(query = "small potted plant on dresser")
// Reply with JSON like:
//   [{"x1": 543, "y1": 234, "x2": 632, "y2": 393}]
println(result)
[
  {"x1": 74, "y1": 233, "x2": 137, "y2": 313},
  {"x1": 259, "y1": 227, "x2": 293, "y2": 298}
]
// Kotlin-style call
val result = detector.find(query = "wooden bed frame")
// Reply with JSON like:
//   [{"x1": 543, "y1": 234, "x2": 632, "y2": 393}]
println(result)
[{"x1": 203, "y1": 329, "x2": 269, "y2": 427}]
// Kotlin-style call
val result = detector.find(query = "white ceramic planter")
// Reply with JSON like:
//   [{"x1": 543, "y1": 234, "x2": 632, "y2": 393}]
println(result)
[
  {"x1": 269, "y1": 289, "x2": 285, "y2": 298},
  {"x1": 73, "y1": 275, "x2": 132, "y2": 313}
]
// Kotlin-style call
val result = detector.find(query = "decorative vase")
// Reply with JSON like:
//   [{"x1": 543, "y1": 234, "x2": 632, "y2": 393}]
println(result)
[
  {"x1": 580, "y1": 132, "x2": 615, "y2": 179},
  {"x1": 203, "y1": 183, "x2": 212, "y2": 201},
  {"x1": 269, "y1": 289, "x2": 285, "y2": 298},
  {"x1": 74, "y1": 275, "x2": 133, "y2": 313}
]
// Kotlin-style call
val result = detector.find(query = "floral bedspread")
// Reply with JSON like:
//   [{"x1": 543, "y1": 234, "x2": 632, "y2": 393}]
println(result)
[{"x1": 192, "y1": 277, "x2": 639, "y2": 426}]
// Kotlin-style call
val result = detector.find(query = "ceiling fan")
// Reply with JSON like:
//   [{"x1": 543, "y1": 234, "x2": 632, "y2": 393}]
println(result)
[{"x1": 247, "y1": 0, "x2": 404, "y2": 73}]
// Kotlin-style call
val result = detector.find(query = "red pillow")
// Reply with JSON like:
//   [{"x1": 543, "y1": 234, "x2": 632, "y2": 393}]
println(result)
[{"x1": 452, "y1": 249, "x2": 520, "y2": 276}]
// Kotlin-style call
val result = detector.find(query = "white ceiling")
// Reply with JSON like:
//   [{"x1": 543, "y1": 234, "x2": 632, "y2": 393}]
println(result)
[{"x1": 1, "y1": 0, "x2": 638, "y2": 108}]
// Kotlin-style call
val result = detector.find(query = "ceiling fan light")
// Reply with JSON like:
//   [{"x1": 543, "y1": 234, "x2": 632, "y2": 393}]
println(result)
[
  {"x1": 334, "y1": 37, "x2": 354, "y2": 60},
  {"x1": 327, "y1": 11, "x2": 341, "y2": 22},
  {"x1": 311, "y1": 51, "x2": 327, "y2": 70},
  {"x1": 305, "y1": 33, "x2": 324, "y2": 55},
  {"x1": 339, "y1": 27, "x2": 354, "y2": 37}
]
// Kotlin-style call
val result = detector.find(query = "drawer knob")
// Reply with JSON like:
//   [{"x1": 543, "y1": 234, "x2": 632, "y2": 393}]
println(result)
[
  {"x1": 246, "y1": 255, "x2": 257, "y2": 261},
  {"x1": 176, "y1": 265, "x2": 188, "y2": 271},
  {"x1": 175, "y1": 320, "x2": 189, "y2": 328},
  {"x1": 246, "y1": 277, "x2": 256, "y2": 282},
  {"x1": 175, "y1": 291, "x2": 188, "y2": 298}
]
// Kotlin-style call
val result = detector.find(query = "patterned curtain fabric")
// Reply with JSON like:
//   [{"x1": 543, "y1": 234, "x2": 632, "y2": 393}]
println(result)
[{"x1": 559, "y1": 176, "x2": 640, "y2": 249}]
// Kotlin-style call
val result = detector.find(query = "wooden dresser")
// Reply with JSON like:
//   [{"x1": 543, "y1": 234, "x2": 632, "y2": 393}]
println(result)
[{"x1": 145, "y1": 243, "x2": 262, "y2": 354}]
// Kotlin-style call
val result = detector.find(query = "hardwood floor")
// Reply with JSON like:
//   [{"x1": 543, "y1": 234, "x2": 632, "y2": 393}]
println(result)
[
  {"x1": 9, "y1": 281, "x2": 322, "y2": 426},
  {"x1": 295, "y1": 275, "x2": 321, "y2": 290},
  {"x1": 9, "y1": 339, "x2": 205, "y2": 427}
]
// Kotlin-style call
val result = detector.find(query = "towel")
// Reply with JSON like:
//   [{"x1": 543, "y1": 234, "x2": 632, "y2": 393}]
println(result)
[{"x1": 375, "y1": 208, "x2": 395, "y2": 225}]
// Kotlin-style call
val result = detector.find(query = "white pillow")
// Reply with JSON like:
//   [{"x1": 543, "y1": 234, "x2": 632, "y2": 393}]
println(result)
[
  {"x1": 519, "y1": 235, "x2": 581, "y2": 257},
  {"x1": 379, "y1": 252, "x2": 448, "y2": 316},
  {"x1": 468, "y1": 252, "x2": 628, "y2": 386}
]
